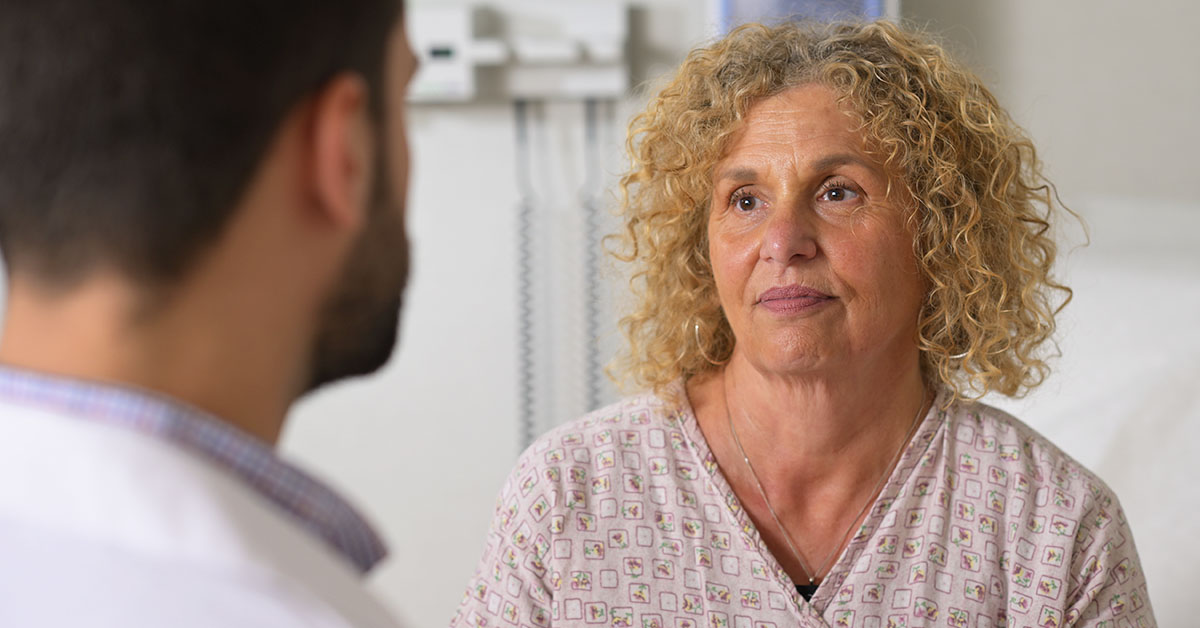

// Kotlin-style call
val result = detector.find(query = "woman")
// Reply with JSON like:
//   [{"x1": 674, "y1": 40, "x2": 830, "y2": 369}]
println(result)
[{"x1": 453, "y1": 21, "x2": 1154, "y2": 627}]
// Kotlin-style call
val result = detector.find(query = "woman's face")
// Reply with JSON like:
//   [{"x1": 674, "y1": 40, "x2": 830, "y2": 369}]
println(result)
[{"x1": 707, "y1": 84, "x2": 926, "y2": 378}]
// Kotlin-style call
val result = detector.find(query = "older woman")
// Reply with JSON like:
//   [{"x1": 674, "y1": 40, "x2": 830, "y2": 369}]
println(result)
[{"x1": 453, "y1": 21, "x2": 1154, "y2": 627}]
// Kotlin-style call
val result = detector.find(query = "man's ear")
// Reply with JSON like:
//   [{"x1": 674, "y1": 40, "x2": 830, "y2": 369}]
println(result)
[{"x1": 308, "y1": 73, "x2": 373, "y2": 231}]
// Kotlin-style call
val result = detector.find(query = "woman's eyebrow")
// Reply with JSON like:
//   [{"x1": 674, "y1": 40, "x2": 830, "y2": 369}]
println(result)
[
  {"x1": 809, "y1": 153, "x2": 879, "y2": 175},
  {"x1": 712, "y1": 167, "x2": 759, "y2": 184},
  {"x1": 714, "y1": 154, "x2": 880, "y2": 184}
]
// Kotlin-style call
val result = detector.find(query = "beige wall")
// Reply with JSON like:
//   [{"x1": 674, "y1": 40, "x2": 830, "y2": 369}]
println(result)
[{"x1": 904, "y1": 0, "x2": 1200, "y2": 208}]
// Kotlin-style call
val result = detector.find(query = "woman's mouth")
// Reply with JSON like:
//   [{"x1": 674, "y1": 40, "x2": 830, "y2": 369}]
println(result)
[{"x1": 756, "y1": 285, "x2": 835, "y2": 314}]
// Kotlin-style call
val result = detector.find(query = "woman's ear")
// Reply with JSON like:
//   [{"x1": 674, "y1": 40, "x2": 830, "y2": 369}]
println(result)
[{"x1": 308, "y1": 73, "x2": 373, "y2": 232}]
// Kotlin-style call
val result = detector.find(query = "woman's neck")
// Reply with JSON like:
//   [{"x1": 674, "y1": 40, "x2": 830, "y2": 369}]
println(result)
[
  {"x1": 686, "y1": 349, "x2": 930, "y2": 584},
  {"x1": 716, "y1": 351, "x2": 928, "y2": 489}
]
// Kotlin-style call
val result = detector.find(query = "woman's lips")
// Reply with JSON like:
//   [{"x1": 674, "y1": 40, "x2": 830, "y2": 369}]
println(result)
[{"x1": 756, "y1": 285, "x2": 835, "y2": 314}]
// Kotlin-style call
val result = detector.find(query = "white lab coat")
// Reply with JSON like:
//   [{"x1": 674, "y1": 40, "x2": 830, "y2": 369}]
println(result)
[{"x1": 0, "y1": 400, "x2": 403, "y2": 627}]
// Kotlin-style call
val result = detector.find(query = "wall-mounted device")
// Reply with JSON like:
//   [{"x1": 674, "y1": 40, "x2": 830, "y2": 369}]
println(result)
[{"x1": 407, "y1": 2, "x2": 629, "y2": 103}]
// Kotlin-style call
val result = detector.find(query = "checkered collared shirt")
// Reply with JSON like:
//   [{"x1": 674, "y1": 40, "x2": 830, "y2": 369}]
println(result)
[{"x1": 0, "y1": 366, "x2": 387, "y2": 574}]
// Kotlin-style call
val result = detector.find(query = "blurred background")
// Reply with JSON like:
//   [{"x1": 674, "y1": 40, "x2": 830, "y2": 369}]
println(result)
[{"x1": 277, "y1": 0, "x2": 1200, "y2": 625}]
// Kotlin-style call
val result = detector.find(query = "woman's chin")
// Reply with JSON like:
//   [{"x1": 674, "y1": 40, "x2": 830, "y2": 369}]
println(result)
[{"x1": 737, "y1": 344, "x2": 833, "y2": 378}]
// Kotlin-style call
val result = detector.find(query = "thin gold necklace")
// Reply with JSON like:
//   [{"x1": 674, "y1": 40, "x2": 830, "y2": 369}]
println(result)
[{"x1": 722, "y1": 372, "x2": 927, "y2": 587}]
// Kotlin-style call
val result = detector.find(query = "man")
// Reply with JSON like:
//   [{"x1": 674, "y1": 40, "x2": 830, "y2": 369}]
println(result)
[{"x1": 0, "y1": 1, "x2": 415, "y2": 625}]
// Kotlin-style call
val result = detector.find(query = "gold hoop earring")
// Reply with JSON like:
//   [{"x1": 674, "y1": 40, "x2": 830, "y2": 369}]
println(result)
[{"x1": 694, "y1": 320, "x2": 728, "y2": 366}]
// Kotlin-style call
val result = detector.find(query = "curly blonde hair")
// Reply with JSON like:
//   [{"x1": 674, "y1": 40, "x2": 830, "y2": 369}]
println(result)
[{"x1": 612, "y1": 19, "x2": 1072, "y2": 401}]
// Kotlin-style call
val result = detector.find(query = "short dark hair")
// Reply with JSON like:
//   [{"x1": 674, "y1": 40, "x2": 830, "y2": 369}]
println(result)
[{"x1": 0, "y1": 0, "x2": 401, "y2": 286}]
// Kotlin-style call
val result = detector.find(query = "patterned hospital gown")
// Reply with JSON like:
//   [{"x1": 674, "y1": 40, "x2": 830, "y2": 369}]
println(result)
[{"x1": 452, "y1": 382, "x2": 1155, "y2": 627}]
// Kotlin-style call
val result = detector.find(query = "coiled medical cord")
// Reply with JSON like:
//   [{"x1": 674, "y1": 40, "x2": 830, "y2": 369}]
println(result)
[
  {"x1": 581, "y1": 98, "x2": 603, "y2": 412},
  {"x1": 514, "y1": 99, "x2": 537, "y2": 452}
]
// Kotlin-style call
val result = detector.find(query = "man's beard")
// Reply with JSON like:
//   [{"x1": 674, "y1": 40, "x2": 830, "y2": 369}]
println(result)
[{"x1": 304, "y1": 147, "x2": 409, "y2": 393}]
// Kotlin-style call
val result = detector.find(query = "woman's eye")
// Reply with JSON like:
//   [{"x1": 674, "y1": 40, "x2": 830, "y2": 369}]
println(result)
[
  {"x1": 732, "y1": 193, "x2": 762, "y2": 212},
  {"x1": 820, "y1": 186, "x2": 859, "y2": 202}
]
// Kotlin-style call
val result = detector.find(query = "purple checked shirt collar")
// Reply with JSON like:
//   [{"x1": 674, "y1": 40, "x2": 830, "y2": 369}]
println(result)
[{"x1": 0, "y1": 366, "x2": 387, "y2": 574}]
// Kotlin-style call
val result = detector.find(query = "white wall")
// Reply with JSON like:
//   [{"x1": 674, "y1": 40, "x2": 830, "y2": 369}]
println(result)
[
  {"x1": 903, "y1": 0, "x2": 1200, "y2": 207},
  {"x1": 279, "y1": 2, "x2": 1200, "y2": 626}
]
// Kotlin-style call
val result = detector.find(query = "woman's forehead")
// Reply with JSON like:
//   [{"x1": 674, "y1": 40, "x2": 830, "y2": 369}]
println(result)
[{"x1": 715, "y1": 86, "x2": 875, "y2": 174}]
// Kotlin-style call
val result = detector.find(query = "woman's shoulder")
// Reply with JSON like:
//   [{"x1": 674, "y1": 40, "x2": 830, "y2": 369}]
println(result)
[
  {"x1": 943, "y1": 396, "x2": 1121, "y2": 511},
  {"x1": 520, "y1": 387, "x2": 688, "y2": 462},
  {"x1": 496, "y1": 387, "x2": 692, "y2": 497},
  {"x1": 939, "y1": 398, "x2": 1151, "y2": 617}
]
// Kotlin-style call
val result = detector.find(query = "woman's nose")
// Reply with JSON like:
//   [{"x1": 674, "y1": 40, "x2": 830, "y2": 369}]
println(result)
[{"x1": 760, "y1": 205, "x2": 818, "y2": 263}]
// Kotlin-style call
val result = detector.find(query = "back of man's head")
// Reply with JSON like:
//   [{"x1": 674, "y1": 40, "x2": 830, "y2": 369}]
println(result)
[{"x1": 0, "y1": 0, "x2": 401, "y2": 288}]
